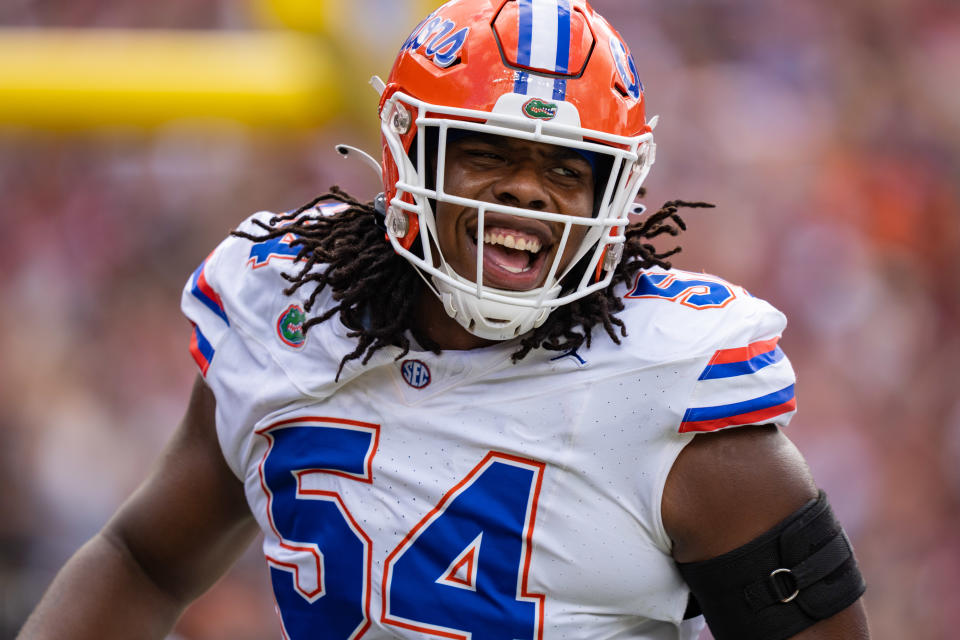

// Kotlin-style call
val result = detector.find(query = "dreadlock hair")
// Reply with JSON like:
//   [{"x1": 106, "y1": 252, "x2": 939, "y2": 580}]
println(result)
[{"x1": 232, "y1": 186, "x2": 714, "y2": 380}]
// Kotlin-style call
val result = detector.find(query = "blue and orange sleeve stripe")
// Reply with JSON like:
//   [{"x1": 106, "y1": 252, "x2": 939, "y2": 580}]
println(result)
[
  {"x1": 190, "y1": 259, "x2": 229, "y2": 326},
  {"x1": 680, "y1": 336, "x2": 796, "y2": 434},
  {"x1": 679, "y1": 385, "x2": 797, "y2": 433},
  {"x1": 189, "y1": 323, "x2": 215, "y2": 376},
  {"x1": 186, "y1": 256, "x2": 229, "y2": 376},
  {"x1": 697, "y1": 337, "x2": 785, "y2": 380}
]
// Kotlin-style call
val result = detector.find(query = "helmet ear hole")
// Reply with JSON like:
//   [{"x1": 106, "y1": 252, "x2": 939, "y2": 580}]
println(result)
[
  {"x1": 408, "y1": 127, "x2": 440, "y2": 192},
  {"x1": 592, "y1": 153, "x2": 615, "y2": 215}
]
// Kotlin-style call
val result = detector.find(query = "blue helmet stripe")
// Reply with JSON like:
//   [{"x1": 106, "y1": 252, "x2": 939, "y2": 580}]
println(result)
[
  {"x1": 517, "y1": 0, "x2": 534, "y2": 67},
  {"x1": 555, "y1": 0, "x2": 571, "y2": 73},
  {"x1": 552, "y1": 78, "x2": 567, "y2": 100},
  {"x1": 514, "y1": 0, "x2": 534, "y2": 95},
  {"x1": 514, "y1": 70, "x2": 529, "y2": 94}
]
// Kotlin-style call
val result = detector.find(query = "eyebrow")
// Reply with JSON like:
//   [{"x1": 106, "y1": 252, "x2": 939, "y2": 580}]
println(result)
[
  {"x1": 449, "y1": 132, "x2": 500, "y2": 147},
  {"x1": 549, "y1": 148, "x2": 592, "y2": 164},
  {"x1": 452, "y1": 133, "x2": 591, "y2": 165}
]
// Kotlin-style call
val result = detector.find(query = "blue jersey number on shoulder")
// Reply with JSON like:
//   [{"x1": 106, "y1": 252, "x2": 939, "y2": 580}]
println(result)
[
  {"x1": 247, "y1": 232, "x2": 302, "y2": 269},
  {"x1": 625, "y1": 272, "x2": 736, "y2": 309},
  {"x1": 259, "y1": 426, "x2": 545, "y2": 640}
]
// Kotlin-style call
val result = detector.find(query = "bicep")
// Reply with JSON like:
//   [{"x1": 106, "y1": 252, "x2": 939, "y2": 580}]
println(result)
[
  {"x1": 663, "y1": 425, "x2": 869, "y2": 639},
  {"x1": 103, "y1": 375, "x2": 258, "y2": 603},
  {"x1": 663, "y1": 425, "x2": 816, "y2": 563}
]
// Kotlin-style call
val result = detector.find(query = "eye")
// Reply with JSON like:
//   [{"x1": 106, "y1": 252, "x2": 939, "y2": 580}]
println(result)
[
  {"x1": 551, "y1": 166, "x2": 580, "y2": 178},
  {"x1": 467, "y1": 149, "x2": 504, "y2": 160},
  {"x1": 460, "y1": 147, "x2": 507, "y2": 167}
]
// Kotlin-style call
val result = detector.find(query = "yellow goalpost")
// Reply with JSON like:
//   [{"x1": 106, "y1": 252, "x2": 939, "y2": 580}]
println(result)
[{"x1": 0, "y1": 0, "x2": 441, "y2": 129}]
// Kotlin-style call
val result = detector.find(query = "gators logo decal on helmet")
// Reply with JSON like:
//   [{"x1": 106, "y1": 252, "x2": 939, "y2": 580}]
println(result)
[{"x1": 522, "y1": 97, "x2": 559, "y2": 120}]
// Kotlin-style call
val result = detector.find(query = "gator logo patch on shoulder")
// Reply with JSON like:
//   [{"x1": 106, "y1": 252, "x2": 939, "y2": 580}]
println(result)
[
  {"x1": 277, "y1": 304, "x2": 307, "y2": 348},
  {"x1": 522, "y1": 98, "x2": 559, "y2": 120}
]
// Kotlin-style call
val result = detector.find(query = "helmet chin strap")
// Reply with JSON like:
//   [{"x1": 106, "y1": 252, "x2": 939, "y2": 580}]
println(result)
[{"x1": 432, "y1": 264, "x2": 556, "y2": 341}]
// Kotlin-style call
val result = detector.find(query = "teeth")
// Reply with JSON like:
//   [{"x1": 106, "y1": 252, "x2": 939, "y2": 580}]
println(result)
[{"x1": 482, "y1": 231, "x2": 542, "y2": 253}]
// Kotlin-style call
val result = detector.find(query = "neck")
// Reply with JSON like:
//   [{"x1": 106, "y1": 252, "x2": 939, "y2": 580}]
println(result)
[{"x1": 412, "y1": 288, "x2": 499, "y2": 351}]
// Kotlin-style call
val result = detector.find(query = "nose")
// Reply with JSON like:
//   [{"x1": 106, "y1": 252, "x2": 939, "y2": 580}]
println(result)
[{"x1": 491, "y1": 163, "x2": 548, "y2": 210}]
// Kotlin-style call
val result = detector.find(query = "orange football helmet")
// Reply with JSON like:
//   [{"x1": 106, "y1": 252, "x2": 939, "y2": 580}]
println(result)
[{"x1": 377, "y1": 0, "x2": 656, "y2": 340}]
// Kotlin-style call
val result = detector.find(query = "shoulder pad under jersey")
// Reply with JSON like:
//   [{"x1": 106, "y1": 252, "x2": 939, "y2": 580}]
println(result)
[
  {"x1": 616, "y1": 267, "x2": 797, "y2": 433},
  {"x1": 180, "y1": 206, "x2": 386, "y2": 398}
]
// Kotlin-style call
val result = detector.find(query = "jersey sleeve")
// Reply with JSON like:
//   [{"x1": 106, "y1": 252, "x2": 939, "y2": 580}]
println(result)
[
  {"x1": 179, "y1": 206, "x2": 358, "y2": 387},
  {"x1": 678, "y1": 297, "x2": 797, "y2": 434},
  {"x1": 182, "y1": 247, "x2": 232, "y2": 377},
  {"x1": 180, "y1": 209, "x2": 291, "y2": 379}
]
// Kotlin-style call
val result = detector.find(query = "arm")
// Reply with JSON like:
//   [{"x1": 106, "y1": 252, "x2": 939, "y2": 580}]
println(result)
[
  {"x1": 18, "y1": 375, "x2": 259, "y2": 640},
  {"x1": 663, "y1": 425, "x2": 869, "y2": 639}
]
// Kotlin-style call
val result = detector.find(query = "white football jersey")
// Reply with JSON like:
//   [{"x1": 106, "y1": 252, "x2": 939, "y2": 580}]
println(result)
[{"x1": 181, "y1": 209, "x2": 797, "y2": 640}]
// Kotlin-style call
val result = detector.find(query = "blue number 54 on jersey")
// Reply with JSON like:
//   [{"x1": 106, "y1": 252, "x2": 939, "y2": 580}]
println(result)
[{"x1": 258, "y1": 415, "x2": 546, "y2": 640}]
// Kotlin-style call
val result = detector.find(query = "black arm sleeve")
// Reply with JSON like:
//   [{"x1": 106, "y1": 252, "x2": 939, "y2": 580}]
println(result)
[{"x1": 676, "y1": 490, "x2": 865, "y2": 640}]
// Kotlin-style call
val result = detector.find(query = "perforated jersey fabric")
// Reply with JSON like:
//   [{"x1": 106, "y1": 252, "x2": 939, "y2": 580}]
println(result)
[{"x1": 180, "y1": 208, "x2": 796, "y2": 640}]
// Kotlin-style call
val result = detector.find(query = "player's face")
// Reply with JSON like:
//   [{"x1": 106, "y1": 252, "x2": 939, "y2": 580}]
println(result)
[{"x1": 433, "y1": 134, "x2": 595, "y2": 292}]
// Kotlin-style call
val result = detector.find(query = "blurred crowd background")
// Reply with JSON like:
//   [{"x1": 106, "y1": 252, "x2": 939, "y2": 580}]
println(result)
[{"x1": 0, "y1": 0, "x2": 957, "y2": 638}]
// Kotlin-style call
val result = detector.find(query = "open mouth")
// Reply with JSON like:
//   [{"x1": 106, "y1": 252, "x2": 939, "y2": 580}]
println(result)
[
  {"x1": 467, "y1": 224, "x2": 552, "y2": 290},
  {"x1": 483, "y1": 228, "x2": 543, "y2": 273}
]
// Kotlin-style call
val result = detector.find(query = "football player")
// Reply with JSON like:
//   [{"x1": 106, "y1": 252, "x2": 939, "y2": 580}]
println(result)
[{"x1": 19, "y1": 1, "x2": 869, "y2": 639}]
